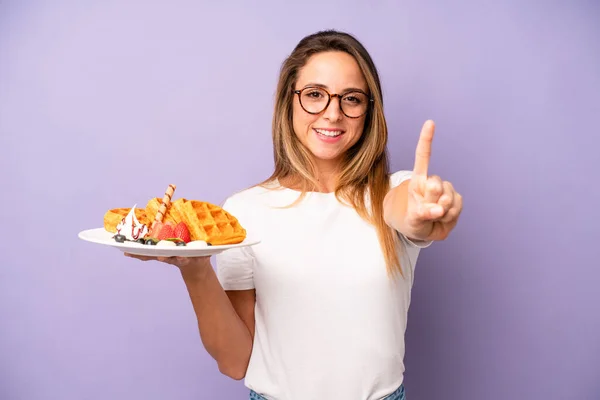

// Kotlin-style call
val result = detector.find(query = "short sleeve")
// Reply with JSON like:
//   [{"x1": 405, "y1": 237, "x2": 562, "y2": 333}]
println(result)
[
  {"x1": 390, "y1": 170, "x2": 413, "y2": 188},
  {"x1": 215, "y1": 195, "x2": 256, "y2": 290},
  {"x1": 390, "y1": 170, "x2": 433, "y2": 249}
]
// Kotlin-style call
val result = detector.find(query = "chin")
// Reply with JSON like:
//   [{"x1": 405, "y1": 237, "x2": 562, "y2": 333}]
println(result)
[
  {"x1": 308, "y1": 137, "x2": 354, "y2": 160},
  {"x1": 308, "y1": 148, "x2": 344, "y2": 162}
]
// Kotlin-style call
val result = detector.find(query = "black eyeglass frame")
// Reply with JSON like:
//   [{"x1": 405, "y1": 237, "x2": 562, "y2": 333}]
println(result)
[{"x1": 292, "y1": 87, "x2": 374, "y2": 119}]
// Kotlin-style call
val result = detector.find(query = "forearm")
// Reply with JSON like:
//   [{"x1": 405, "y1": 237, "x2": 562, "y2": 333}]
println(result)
[
  {"x1": 179, "y1": 264, "x2": 253, "y2": 379},
  {"x1": 383, "y1": 180, "x2": 411, "y2": 234},
  {"x1": 384, "y1": 180, "x2": 431, "y2": 243}
]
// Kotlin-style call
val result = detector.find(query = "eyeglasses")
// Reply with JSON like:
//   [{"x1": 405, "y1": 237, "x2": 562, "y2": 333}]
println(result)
[{"x1": 293, "y1": 86, "x2": 373, "y2": 118}]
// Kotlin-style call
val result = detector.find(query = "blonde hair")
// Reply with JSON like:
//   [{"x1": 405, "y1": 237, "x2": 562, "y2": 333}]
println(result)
[{"x1": 262, "y1": 30, "x2": 403, "y2": 278}]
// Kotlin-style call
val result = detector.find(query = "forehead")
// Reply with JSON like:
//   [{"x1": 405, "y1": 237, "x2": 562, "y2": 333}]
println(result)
[{"x1": 296, "y1": 51, "x2": 368, "y2": 91}]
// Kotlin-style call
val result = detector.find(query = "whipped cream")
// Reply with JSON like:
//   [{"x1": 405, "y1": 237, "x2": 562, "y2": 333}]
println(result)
[
  {"x1": 186, "y1": 240, "x2": 208, "y2": 248},
  {"x1": 115, "y1": 205, "x2": 149, "y2": 241},
  {"x1": 156, "y1": 240, "x2": 176, "y2": 247}
]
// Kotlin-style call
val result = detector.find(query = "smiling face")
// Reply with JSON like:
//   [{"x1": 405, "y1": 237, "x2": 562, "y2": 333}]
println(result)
[{"x1": 292, "y1": 51, "x2": 369, "y2": 172}]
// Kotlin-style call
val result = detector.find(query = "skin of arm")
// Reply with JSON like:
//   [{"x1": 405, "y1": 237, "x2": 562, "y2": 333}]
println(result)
[
  {"x1": 180, "y1": 261, "x2": 256, "y2": 380},
  {"x1": 125, "y1": 254, "x2": 257, "y2": 380}
]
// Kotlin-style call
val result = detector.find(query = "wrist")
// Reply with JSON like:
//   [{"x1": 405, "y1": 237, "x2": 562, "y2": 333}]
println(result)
[
  {"x1": 179, "y1": 257, "x2": 213, "y2": 282},
  {"x1": 398, "y1": 222, "x2": 434, "y2": 244}
]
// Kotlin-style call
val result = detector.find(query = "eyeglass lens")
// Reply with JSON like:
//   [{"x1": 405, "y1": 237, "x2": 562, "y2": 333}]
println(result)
[{"x1": 299, "y1": 87, "x2": 369, "y2": 118}]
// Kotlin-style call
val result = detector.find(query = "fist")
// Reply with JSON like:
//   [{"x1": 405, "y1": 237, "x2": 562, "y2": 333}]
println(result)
[{"x1": 404, "y1": 120, "x2": 463, "y2": 241}]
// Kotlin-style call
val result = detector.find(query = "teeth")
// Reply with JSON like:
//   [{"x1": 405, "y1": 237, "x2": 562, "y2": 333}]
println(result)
[{"x1": 315, "y1": 129, "x2": 342, "y2": 137}]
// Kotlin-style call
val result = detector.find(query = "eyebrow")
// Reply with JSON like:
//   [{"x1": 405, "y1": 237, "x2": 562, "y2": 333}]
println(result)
[{"x1": 302, "y1": 82, "x2": 368, "y2": 93}]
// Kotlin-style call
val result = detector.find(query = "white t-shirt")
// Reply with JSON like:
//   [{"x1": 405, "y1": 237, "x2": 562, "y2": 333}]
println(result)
[{"x1": 216, "y1": 170, "x2": 431, "y2": 400}]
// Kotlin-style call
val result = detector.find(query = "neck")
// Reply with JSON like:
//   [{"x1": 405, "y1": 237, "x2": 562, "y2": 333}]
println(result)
[{"x1": 313, "y1": 160, "x2": 339, "y2": 192}]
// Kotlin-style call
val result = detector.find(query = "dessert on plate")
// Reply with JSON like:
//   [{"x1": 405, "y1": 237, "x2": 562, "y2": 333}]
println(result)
[{"x1": 103, "y1": 184, "x2": 246, "y2": 248}]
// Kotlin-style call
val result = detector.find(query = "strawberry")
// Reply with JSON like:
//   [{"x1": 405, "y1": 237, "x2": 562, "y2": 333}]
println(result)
[
  {"x1": 148, "y1": 221, "x2": 163, "y2": 238},
  {"x1": 173, "y1": 222, "x2": 191, "y2": 243},
  {"x1": 157, "y1": 224, "x2": 175, "y2": 241}
]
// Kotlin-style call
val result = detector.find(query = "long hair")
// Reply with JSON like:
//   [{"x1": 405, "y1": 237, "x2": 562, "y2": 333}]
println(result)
[{"x1": 263, "y1": 30, "x2": 403, "y2": 278}]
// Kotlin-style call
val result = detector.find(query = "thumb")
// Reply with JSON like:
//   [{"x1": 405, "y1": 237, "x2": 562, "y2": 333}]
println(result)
[{"x1": 417, "y1": 202, "x2": 445, "y2": 221}]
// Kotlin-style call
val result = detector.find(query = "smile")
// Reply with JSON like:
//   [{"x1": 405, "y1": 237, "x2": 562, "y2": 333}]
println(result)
[{"x1": 314, "y1": 128, "x2": 344, "y2": 138}]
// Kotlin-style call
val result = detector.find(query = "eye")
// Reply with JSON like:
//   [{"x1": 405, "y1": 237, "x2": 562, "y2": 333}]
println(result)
[
  {"x1": 343, "y1": 93, "x2": 366, "y2": 104},
  {"x1": 306, "y1": 90, "x2": 324, "y2": 98}
]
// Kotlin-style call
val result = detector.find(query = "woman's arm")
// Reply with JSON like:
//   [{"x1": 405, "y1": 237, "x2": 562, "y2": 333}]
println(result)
[
  {"x1": 125, "y1": 253, "x2": 256, "y2": 380},
  {"x1": 179, "y1": 259, "x2": 255, "y2": 380},
  {"x1": 383, "y1": 180, "x2": 421, "y2": 240}
]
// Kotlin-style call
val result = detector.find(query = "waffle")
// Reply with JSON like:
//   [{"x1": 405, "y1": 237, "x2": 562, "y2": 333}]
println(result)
[
  {"x1": 103, "y1": 208, "x2": 150, "y2": 233},
  {"x1": 157, "y1": 198, "x2": 247, "y2": 245},
  {"x1": 145, "y1": 197, "x2": 182, "y2": 225},
  {"x1": 104, "y1": 183, "x2": 247, "y2": 245}
]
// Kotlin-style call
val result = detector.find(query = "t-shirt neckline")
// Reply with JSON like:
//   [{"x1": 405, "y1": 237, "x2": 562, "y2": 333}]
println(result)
[{"x1": 273, "y1": 178, "x2": 337, "y2": 196}]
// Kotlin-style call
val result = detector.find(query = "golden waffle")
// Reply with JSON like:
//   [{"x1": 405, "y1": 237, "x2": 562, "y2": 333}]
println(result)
[
  {"x1": 105, "y1": 196, "x2": 246, "y2": 245},
  {"x1": 103, "y1": 208, "x2": 150, "y2": 233},
  {"x1": 145, "y1": 197, "x2": 182, "y2": 225},
  {"x1": 170, "y1": 199, "x2": 246, "y2": 245}
]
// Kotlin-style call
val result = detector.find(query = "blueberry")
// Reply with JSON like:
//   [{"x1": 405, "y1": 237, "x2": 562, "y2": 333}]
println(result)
[
  {"x1": 114, "y1": 234, "x2": 126, "y2": 243},
  {"x1": 176, "y1": 241, "x2": 186, "y2": 247},
  {"x1": 136, "y1": 238, "x2": 146, "y2": 244}
]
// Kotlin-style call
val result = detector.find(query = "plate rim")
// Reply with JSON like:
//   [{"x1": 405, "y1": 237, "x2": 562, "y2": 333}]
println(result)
[{"x1": 77, "y1": 227, "x2": 261, "y2": 255}]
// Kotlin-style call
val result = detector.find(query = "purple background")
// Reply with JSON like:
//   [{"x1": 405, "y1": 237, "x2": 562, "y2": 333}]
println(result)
[{"x1": 1, "y1": 1, "x2": 598, "y2": 399}]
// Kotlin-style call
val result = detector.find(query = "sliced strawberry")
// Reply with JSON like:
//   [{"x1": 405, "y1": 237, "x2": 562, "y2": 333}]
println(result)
[
  {"x1": 148, "y1": 221, "x2": 163, "y2": 238},
  {"x1": 173, "y1": 222, "x2": 191, "y2": 243},
  {"x1": 157, "y1": 224, "x2": 175, "y2": 241}
]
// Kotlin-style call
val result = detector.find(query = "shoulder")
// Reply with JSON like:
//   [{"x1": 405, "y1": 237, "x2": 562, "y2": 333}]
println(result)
[{"x1": 389, "y1": 170, "x2": 414, "y2": 188}]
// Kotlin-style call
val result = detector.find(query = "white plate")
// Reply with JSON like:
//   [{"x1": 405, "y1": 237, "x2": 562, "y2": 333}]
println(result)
[{"x1": 78, "y1": 228, "x2": 260, "y2": 257}]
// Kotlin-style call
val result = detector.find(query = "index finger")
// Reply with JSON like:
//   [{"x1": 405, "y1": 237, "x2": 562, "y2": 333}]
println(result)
[{"x1": 413, "y1": 120, "x2": 435, "y2": 177}]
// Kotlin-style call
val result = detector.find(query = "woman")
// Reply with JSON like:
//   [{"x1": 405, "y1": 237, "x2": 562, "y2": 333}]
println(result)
[{"x1": 127, "y1": 30, "x2": 462, "y2": 400}]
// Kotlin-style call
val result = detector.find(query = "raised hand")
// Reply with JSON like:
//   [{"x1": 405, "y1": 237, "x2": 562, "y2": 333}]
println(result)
[{"x1": 404, "y1": 120, "x2": 463, "y2": 241}]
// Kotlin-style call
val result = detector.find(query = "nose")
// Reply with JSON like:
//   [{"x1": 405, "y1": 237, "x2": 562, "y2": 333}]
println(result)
[{"x1": 322, "y1": 94, "x2": 343, "y2": 122}]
